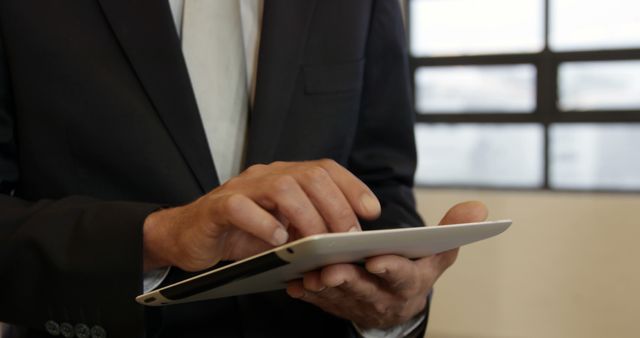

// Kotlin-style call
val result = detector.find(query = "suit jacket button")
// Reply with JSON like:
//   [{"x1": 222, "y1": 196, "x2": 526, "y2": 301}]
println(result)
[
  {"x1": 45, "y1": 320, "x2": 60, "y2": 336},
  {"x1": 75, "y1": 324, "x2": 91, "y2": 338},
  {"x1": 59, "y1": 322, "x2": 74, "y2": 338},
  {"x1": 91, "y1": 325, "x2": 107, "y2": 338}
]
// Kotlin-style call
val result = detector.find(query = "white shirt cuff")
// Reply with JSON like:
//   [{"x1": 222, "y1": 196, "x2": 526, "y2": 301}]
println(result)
[
  {"x1": 353, "y1": 313, "x2": 425, "y2": 338},
  {"x1": 143, "y1": 267, "x2": 171, "y2": 293}
]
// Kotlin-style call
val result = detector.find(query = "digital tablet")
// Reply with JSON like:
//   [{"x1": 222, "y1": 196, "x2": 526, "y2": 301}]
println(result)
[{"x1": 136, "y1": 220, "x2": 511, "y2": 306}]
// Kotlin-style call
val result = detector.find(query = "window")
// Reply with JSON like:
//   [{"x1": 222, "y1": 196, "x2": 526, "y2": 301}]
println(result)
[
  {"x1": 408, "y1": 0, "x2": 640, "y2": 191},
  {"x1": 415, "y1": 64, "x2": 537, "y2": 113},
  {"x1": 415, "y1": 124, "x2": 544, "y2": 187}
]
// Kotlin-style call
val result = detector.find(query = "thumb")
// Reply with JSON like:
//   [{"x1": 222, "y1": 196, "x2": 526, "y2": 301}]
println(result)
[
  {"x1": 439, "y1": 201, "x2": 489, "y2": 226},
  {"x1": 432, "y1": 201, "x2": 489, "y2": 273}
]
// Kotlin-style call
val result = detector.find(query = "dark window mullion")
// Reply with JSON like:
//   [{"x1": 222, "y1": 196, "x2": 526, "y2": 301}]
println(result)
[
  {"x1": 553, "y1": 48, "x2": 640, "y2": 62},
  {"x1": 537, "y1": 51, "x2": 557, "y2": 189},
  {"x1": 537, "y1": 0, "x2": 553, "y2": 189},
  {"x1": 554, "y1": 111, "x2": 640, "y2": 122},
  {"x1": 416, "y1": 114, "x2": 538, "y2": 124},
  {"x1": 412, "y1": 54, "x2": 539, "y2": 67},
  {"x1": 415, "y1": 111, "x2": 640, "y2": 124},
  {"x1": 411, "y1": 48, "x2": 640, "y2": 67}
]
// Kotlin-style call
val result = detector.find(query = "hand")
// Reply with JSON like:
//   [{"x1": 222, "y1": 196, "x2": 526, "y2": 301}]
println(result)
[
  {"x1": 142, "y1": 160, "x2": 381, "y2": 272},
  {"x1": 285, "y1": 201, "x2": 488, "y2": 329}
]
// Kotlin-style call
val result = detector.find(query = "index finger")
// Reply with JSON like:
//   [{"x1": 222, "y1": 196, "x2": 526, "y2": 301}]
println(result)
[{"x1": 317, "y1": 159, "x2": 381, "y2": 220}]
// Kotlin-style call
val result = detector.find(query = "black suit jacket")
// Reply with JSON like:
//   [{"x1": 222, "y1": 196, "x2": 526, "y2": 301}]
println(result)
[{"x1": 0, "y1": 0, "x2": 424, "y2": 337}]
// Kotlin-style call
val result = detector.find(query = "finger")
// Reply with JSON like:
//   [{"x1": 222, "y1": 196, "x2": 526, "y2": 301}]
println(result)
[
  {"x1": 316, "y1": 159, "x2": 381, "y2": 220},
  {"x1": 287, "y1": 280, "x2": 340, "y2": 310},
  {"x1": 433, "y1": 201, "x2": 489, "y2": 271},
  {"x1": 319, "y1": 263, "x2": 358, "y2": 288},
  {"x1": 273, "y1": 211, "x2": 291, "y2": 229},
  {"x1": 320, "y1": 264, "x2": 385, "y2": 301},
  {"x1": 431, "y1": 247, "x2": 459, "y2": 276},
  {"x1": 302, "y1": 270, "x2": 326, "y2": 292},
  {"x1": 330, "y1": 266, "x2": 384, "y2": 301},
  {"x1": 414, "y1": 247, "x2": 460, "y2": 283},
  {"x1": 319, "y1": 264, "x2": 395, "y2": 320},
  {"x1": 216, "y1": 194, "x2": 289, "y2": 246},
  {"x1": 365, "y1": 255, "x2": 419, "y2": 294},
  {"x1": 286, "y1": 280, "x2": 306, "y2": 299},
  {"x1": 266, "y1": 175, "x2": 328, "y2": 237},
  {"x1": 287, "y1": 279, "x2": 344, "y2": 301},
  {"x1": 295, "y1": 165, "x2": 361, "y2": 233},
  {"x1": 438, "y1": 201, "x2": 488, "y2": 226}
]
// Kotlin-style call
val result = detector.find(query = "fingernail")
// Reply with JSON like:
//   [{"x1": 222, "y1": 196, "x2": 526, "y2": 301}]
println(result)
[
  {"x1": 329, "y1": 280, "x2": 345, "y2": 288},
  {"x1": 367, "y1": 264, "x2": 386, "y2": 274},
  {"x1": 290, "y1": 290, "x2": 305, "y2": 299},
  {"x1": 360, "y1": 194, "x2": 381, "y2": 215},
  {"x1": 272, "y1": 228, "x2": 289, "y2": 246},
  {"x1": 312, "y1": 286, "x2": 326, "y2": 293},
  {"x1": 349, "y1": 225, "x2": 361, "y2": 232}
]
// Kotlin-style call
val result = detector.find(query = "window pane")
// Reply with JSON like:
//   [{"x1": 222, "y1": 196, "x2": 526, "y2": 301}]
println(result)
[
  {"x1": 415, "y1": 124, "x2": 544, "y2": 187},
  {"x1": 550, "y1": 124, "x2": 640, "y2": 190},
  {"x1": 415, "y1": 65, "x2": 536, "y2": 114},
  {"x1": 550, "y1": 0, "x2": 640, "y2": 51},
  {"x1": 410, "y1": 0, "x2": 544, "y2": 57},
  {"x1": 558, "y1": 61, "x2": 640, "y2": 111}
]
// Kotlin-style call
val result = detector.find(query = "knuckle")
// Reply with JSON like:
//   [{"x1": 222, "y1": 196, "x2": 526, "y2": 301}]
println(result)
[
  {"x1": 374, "y1": 303, "x2": 389, "y2": 316},
  {"x1": 285, "y1": 203, "x2": 306, "y2": 219},
  {"x1": 320, "y1": 266, "x2": 345, "y2": 286},
  {"x1": 334, "y1": 206, "x2": 357, "y2": 225},
  {"x1": 318, "y1": 158, "x2": 338, "y2": 169},
  {"x1": 221, "y1": 193, "x2": 245, "y2": 215},
  {"x1": 330, "y1": 264, "x2": 350, "y2": 276},
  {"x1": 245, "y1": 164, "x2": 267, "y2": 175},
  {"x1": 360, "y1": 284, "x2": 378, "y2": 300},
  {"x1": 395, "y1": 275, "x2": 416, "y2": 291},
  {"x1": 272, "y1": 175, "x2": 297, "y2": 194},
  {"x1": 304, "y1": 166, "x2": 330, "y2": 185}
]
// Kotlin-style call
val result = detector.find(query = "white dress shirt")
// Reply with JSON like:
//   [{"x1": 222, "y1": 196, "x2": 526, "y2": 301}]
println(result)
[{"x1": 169, "y1": 0, "x2": 261, "y2": 105}]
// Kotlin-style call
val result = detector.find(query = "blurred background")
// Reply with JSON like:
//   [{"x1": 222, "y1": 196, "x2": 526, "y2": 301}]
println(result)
[{"x1": 402, "y1": 0, "x2": 640, "y2": 337}]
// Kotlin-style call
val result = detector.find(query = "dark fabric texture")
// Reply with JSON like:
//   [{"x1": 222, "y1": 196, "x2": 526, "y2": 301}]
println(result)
[{"x1": 0, "y1": 0, "x2": 425, "y2": 337}]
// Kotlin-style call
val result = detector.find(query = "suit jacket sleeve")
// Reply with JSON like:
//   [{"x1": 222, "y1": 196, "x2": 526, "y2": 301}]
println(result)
[
  {"x1": 349, "y1": 0, "x2": 423, "y2": 231},
  {"x1": 0, "y1": 30, "x2": 158, "y2": 337}
]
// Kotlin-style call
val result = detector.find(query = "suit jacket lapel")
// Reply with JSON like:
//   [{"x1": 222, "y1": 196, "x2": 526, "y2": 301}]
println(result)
[
  {"x1": 97, "y1": 0, "x2": 218, "y2": 192},
  {"x1": 246, "y1": 0, "x2": 317, "y2": 165}
]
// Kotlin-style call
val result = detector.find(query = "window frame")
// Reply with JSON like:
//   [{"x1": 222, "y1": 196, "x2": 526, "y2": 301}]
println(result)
[{"x1": 406, "y1": 0, "x2": 640, "y2": 192}]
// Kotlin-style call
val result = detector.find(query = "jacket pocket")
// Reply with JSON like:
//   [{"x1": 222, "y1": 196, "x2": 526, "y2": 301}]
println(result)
[{"x1": 303, "y1": 59, "x2": 365, "y2": 95}]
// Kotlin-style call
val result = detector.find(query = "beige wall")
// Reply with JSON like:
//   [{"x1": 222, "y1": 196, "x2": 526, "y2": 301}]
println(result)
[{"x1": 416, "y1": 189, "x2": 640, "y2": 338}]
